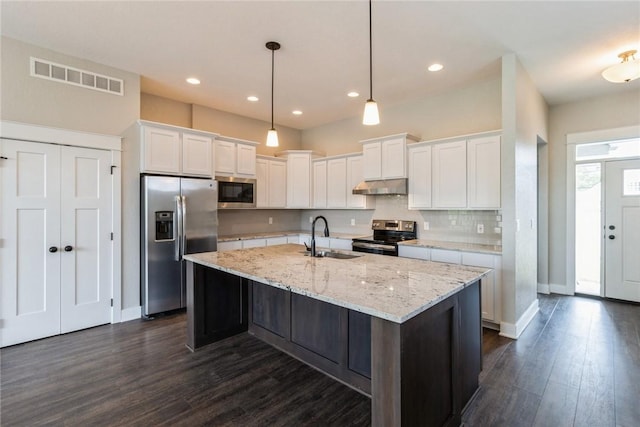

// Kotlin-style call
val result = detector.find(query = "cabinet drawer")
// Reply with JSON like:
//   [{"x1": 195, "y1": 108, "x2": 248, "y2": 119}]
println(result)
[
  {"x1": 430, "y1": 249, "x2": 462, "y2": 264},
  {"x1": 266, "y1": 236, "x2": 288, "y2": 246},
  {"x1": 462, "y1": 252, "x2": 495, "y2": 268},
  {"x1": 398, "y1": 245, "x2": 430, "y2": 260},
  {"x1": 242, "y1": 239, "x2": 267, "y2": 249},
  {"x1": 330, "y1": 238, "x2": 352, "y2": 251},
  {"x1": 218, "y1": 240, "x2": 242, "y2": 252}
]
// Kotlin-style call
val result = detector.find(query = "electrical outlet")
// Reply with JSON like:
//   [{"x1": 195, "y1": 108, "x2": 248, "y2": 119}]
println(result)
[
  {"x1": 477, "y1": 223, "x2": 484, "y2": 234},
  {"x1": 309, "y1": 216, "x2": 313, "y2": 223},
  {"x1": 268, "y1": 217, "x2": 273, "y2": 225},
  {"x1": 423, "y1": 221, "x2": 429, "y2": 231},
  {"x1": 350, "y1": 218, "x2": 355, "y2": 226},
  {"x1": 494, "y1": 227, "x2": 502, "y2": 234},
  {"x1": 516, "y1": 219, "x2": 521, "y2": 232}
]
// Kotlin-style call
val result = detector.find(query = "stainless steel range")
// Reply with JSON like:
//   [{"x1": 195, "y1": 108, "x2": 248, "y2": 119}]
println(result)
[{"x1": 352, "y1": 219, "x2": 417, "y2": 256}]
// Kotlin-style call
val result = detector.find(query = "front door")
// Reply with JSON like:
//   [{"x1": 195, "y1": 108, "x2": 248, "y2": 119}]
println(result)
[{"x1": 604, "y1": 159, "x2": 640, "y2": 302}]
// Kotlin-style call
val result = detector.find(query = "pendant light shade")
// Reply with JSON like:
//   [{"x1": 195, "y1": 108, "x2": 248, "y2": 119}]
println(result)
[
  {"x1": 363, "y1": 0, "x2": 380, "y2": 125},
  {"x1": 266, "y1": 41, "x2": 281, "y2": 147},
  {"x1": 602, "y1": 50, "x2": 640, "y2": 83}
]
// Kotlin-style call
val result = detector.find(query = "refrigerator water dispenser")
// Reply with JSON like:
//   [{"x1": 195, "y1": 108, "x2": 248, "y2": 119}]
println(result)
[{"x1": 155, "y1": 211, "x2": 174, "y2": 241}]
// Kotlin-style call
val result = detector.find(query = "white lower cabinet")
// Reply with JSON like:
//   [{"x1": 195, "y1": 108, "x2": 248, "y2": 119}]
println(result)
[
  {"x1": 398, "y1": 245, "x2": 501, "y2": 323},
  {"x1": 1, "y1": 138, "x2": 115, "y2": 347},
  {"x1": 266, "y1": 236, "x2": 288, "y2": 246},
  {"x1": 329, "y1": 238, "x2": 352, "y2": 250},
  {"x1": 241, "y1": 238, "x2": 267, "y2": 249}
]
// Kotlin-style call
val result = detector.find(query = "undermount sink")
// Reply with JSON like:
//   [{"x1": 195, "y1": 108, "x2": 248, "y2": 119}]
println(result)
[{"x1": 302, "y1": 250, "x2": 362, "y2": 260}]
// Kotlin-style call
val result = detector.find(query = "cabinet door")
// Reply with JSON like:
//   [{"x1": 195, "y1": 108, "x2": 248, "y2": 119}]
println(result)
[
  {"x1": 408, "y1": 145, "x2": 432, "y2": 209},
  {"x1": 381, "y1": 137, "x2": 406, "y2": 178},
  {"x1": 467, "y1": 135, "x2": 501, "y2": 209},
  {"x1": 313, "y1": 160, "x2": 327, "y2": 208},
  {"x1": 432, "y1": 140, "x2": 467, "y2": 208},
  {"x1": 329, "y1": 238, "x2": 352, "y2": 251},
  {"x1": 347, "y1": 156, "x2": 368, "y2": 208},
  {"x1": 182, "y1": 133, "x2": 213, "y2": 176},
  {"x1": 268, "y1": 160, "x2": 287, "y2": 208},
  {"x1": 215, "y1": 140, "x2": 236, "y2": 175},
  {"x1": 291, "y1": 293, "x2": 343, "y2": 363},
  {"x1": 1, "y1": 140, "x2": 62, "y2": 346},
  {"x1": 398, "y1": 245, "x2": 430, "y2": 260},
  {"x1": 236, "y1": 143, "x2": 256, "y2": 177},
  {"x1": 242, "y1": 238, "x2": 267, "y2": 249},
  {"x1": 327, "y1": 158, "x2": 347, "y2": 208},
  {"x1": 462, "y1": 252, "x2": 499, "y2": 322},
  {"x1": 287, "y1": 154, "x2": 311, "y2": 208},
  {"x1": 252, "y1": 282, "x2": 289, "y2": 338},
  {"x1": 362, "y1": 142, "x2": 382, "y2": 180},
  {"x1": 266, "y1": 236, "x2": 288, "y2": 246},
  {"x1": 255, "y1": 158, "x2": 269, "y2": 208},
  {"x1": 142, "y1": 126, "x2": 181, "y2": 174}
]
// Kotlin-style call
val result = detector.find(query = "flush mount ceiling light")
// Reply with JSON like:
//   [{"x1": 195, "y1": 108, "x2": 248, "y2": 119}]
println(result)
[
  {"x1": 292, "y1": 110, "x2": 302, "y2": 116},
  {"x1": 247, "y1": 95, "x2": 259, "y2": 102},
  {"x1": 186, "y1": 77, "x2": 200, "y2": 85},
  {"x1": 348, "y1": 91, "x2": 360, "y2": 98},
  {"x1": 428, "y1": 63, "x2": 444, "y2": 72},
  {"x1": 362, "y1": 0, "x2": 379, "y2": 126},
  {"x1": 266, "y1": 41, "x2": 281, "y2": 147},
  {"x1": 602, "y1": 50, "x2": 640, "y2": 83}
]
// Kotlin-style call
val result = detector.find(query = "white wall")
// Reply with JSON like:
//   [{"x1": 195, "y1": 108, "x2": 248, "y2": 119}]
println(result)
[
  {"x1": 547, "y1": 89, "x2": 640, "y2": 294},
  {"x1": 501, "y1": 54, "x2": 549, "y2": 333},
  {"x1": 0, "y1": 37, "x2": 139, "y2": 136},
  {"x1": 301, "y1": 78, "x2": 501, "y2": 154}
]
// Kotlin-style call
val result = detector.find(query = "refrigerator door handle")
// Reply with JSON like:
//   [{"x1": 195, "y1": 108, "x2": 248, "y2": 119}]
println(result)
[
  {"x1": 181, "y1": 195, "x2": 187, "y2": 258},
  {"x1": 175, "y1": 195, "x2": 182, "y2": 261}
]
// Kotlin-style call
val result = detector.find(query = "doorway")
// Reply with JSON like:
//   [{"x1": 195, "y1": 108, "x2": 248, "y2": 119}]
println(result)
[{"x1": 573, "y1": 138, "x2": 640, "y2": 301}]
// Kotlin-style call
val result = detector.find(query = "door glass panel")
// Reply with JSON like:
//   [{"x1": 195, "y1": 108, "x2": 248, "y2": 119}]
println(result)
[
  {"x1": 575, "y1": 163, "x2": 601, "y2": 295},
  {"x1": 623, "y1": 169, "x2": 640, "y2": 196}
]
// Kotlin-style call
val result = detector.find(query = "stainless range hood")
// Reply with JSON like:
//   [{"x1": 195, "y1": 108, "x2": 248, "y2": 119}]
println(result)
[{"x1": 352, "y1": 178, "x2": 407, "y2": 195}]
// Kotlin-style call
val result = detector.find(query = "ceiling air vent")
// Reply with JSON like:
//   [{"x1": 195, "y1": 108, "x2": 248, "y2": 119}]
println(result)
[{"x1": 30, "y1": 57, "x2": 124, "y2": 96}]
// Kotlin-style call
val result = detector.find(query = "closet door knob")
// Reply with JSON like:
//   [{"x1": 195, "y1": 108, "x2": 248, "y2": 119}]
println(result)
[
  {"x1": 49, "y1": 246, "x2": 58, "y2": 253},
  {"x1": 64, "y1": 245, "x2": 73, "y2": 252}
]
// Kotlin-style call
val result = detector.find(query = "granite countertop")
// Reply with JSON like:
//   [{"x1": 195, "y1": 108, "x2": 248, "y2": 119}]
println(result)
[
  {"x1": 398, "y1": 239, "x2": 502, "y2": 255},
  {"x1": 218, "y1": 230, "x2": 368, "y2": 242},
  {"x1": 184, "y1": 244, "x2": 489, "y2": 324}
]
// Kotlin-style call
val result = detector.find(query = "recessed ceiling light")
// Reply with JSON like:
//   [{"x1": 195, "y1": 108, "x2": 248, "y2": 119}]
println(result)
[
  {"x1": 347, "y1": 91, "x2": 359, "y2": 98},
  {"x1": 247, "y1": 95, "x2": 259, "y2": 102},
  {"x1": 292, "y1": 110, "x2": 303, "y2": 115},
  {"x1": 186, "y1": 77, "x2": 200, "y2": 85},
  {"x1": 428, "y1": 63, "x2": 444, "y2": 72}
]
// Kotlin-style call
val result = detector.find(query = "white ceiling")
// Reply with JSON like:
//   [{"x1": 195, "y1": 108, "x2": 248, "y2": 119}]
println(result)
[{"x1": 1, "y1": 1, "x2": 639, "y2": 130}]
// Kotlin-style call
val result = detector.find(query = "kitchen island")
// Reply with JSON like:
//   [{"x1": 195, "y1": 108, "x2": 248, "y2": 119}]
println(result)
[{"x1": 184, "y1": 244, "x2": 489, "y2": 427}]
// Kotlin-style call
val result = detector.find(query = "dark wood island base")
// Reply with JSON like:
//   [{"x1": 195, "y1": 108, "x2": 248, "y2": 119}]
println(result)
[{"x1": 185, "y1": 260, "x2": 482, "y2": 427}]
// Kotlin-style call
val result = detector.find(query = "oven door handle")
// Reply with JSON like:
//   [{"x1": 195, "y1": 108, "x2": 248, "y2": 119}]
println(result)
[{"x1": 352, "y1": 241, "x2": 396, "y2": 251}]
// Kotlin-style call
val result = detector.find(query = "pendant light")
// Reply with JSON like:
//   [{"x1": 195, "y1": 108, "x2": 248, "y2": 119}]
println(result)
[
  {"x1": 602, "y1": 50, "x2": 640, "y2": 83},
  {"x1": 266, "y1": 41, "x2": 281, "y2": 147},
  {"x1": 363, "y1": 0, "x2": 380, "y2": 125}
]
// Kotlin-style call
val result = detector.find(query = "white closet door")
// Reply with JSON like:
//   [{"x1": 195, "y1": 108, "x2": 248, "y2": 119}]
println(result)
[
  {"x1": 59, "y1": 146, "x2": 112, "y2": 332},
  {"x1": 1, "y1": 139, "x2": 62, "y2": 347}
]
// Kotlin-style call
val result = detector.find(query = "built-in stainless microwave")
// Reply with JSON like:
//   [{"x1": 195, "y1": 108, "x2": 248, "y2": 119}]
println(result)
[{"x1": 216, "y1": 176, "x2": 256, "y2": 208}]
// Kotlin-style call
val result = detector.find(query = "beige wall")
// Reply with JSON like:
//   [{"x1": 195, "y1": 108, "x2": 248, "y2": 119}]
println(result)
[
  {"x1": 140, "y1": 93, "x2": 303, "y2": 155},
  {"x1": 501, "y1": 54, "x2": 549, "y2": 328},
  {"x1": 547, "y1": 89, "x2": 640, "y2": 293},
  {"x1": 0, "y1": 37, "x2": 139, "y2": 135},
  {"x1": 301, "y1": 78, "x2": 502, "y2": 156}
]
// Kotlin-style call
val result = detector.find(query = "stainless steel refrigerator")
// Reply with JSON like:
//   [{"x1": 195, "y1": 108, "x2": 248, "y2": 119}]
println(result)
[{"x1": 141, "y1": 175, "x2": 218, "y2": 317}]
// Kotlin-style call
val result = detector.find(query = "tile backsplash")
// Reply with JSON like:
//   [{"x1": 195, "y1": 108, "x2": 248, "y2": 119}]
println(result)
[{"x1": 219, "y1": 195, "x2": 501, "y2": 246}]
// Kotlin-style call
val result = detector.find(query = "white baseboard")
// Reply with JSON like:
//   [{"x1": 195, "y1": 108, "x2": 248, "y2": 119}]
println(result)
[
  {"x1": 120, "y1": 306, "x2": 142, "y2": 322},
  {"x1": 549, "y1": 283, "x2": 573, "y2": 295},
  {"x1": 499, "y1": 298, "x2": 539, "y2": 339},
  {"x1": 537, "y1": 283, "x2": 550, "y2": 294}
]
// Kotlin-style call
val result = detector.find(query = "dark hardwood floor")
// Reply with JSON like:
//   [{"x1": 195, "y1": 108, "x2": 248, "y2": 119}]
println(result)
[{"x1": 1, "y1": 294, "x2": 638, "y2": 426}]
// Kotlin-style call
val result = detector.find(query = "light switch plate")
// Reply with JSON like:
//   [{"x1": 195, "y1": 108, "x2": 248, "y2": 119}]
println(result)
[
  {"x1": 268, "y1": 217, "x2": 273, "y2": 225},
  {"x1": 477, "y1": 224, "x2": 484, "y2": 234},
  {"x1": 423, "y1": 222, "x2": 429, "y2": 230},
  {"x1": 350, "y1": 218, "x2": 355, "y2": 226}
]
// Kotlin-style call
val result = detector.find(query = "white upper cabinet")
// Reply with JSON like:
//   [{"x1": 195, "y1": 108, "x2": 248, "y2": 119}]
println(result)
[
  {"x1": 140, "y1": 121, "x2": 216, "y2": 177},
  {"x1": 277, "y1": 150, "x2": 323, "y2": 208},
  {"x1": 256, "y1": 156, "x2": 287, "y2": 208},
  {"x1": 467, "y1": 135, "x2": 501, "y2": 209},
  {"x1": 327, "y1": 158, "x2": 347, "y2": 208},
  {"x1": 215, "y1": 136, "x2": 258, "y2": 178},
  {"x1": 360, "y1": 133, "x2": 419, "y2": 180},
  {"x1": 407, "y1": 131, "x2": 501, "y2": 210},
  {"x1": 347, "y1": 155, "x2": 374, "y2": 209},
  {"x1": 408, "y1": 144, "x2": 432, "y2": 209},
  {"x1": 432, "y1": 139, "x2": 467, "y2": 208},
  {"x1": 312, "y1": 160, "x2": 328, "y2": 208}
]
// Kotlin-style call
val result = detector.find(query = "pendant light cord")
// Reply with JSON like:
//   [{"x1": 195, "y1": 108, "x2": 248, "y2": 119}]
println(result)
[
  {"x1": 271, "y1": 48, "x2": 275, "y2": 129},
  {"x1": 368, "y1": 0, "x2": 373, "y2": 101}
]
